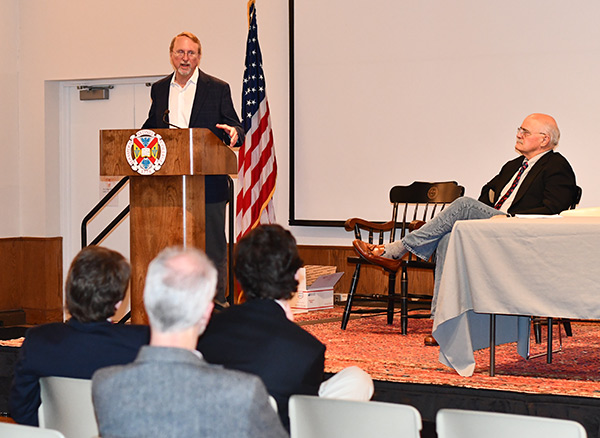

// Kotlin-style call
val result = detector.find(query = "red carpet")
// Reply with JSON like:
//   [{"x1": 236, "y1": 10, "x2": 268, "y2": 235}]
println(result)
[{"x1": 297, "y1": 307, "x2": 600, "y2": 399}]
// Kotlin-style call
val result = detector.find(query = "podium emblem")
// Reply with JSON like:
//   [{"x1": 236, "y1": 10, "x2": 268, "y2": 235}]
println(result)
[{"x1": 125, "y1": 130, "x2": 167, "y2": 175}]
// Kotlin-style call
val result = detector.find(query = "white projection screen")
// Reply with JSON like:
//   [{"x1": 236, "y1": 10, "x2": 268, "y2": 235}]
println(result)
[{"x1": 289, "y1": 0, "x2": 600, "y2": 226}]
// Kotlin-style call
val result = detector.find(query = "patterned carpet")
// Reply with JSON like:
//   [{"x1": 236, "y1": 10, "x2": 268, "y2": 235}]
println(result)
[{"x1": 296, "y1": 306, "x2": 600, "y2": 398}]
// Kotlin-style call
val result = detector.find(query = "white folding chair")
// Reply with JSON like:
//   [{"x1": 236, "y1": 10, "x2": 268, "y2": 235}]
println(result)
[
  {"x1": 289, "y1": 395, "x2": 422, "y2": 438},
  {"x1": 38, "y1": 376, "x2": 98, "y2": 438},
  {"x1": 436, "y1": 409, "x2": 587, "y2": 438},
  {"x1": 0, "y1": 422, "x2": 66, "y2": 438}
]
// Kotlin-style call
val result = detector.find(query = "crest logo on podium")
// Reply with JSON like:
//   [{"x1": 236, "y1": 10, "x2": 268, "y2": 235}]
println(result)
[{"x1": 125, "y1": 129, "x2": 167, "y2": 175}]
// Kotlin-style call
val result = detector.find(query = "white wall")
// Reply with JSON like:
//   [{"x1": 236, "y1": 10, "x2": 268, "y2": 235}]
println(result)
[{"x1": 0, "y1": 0, "x2": 21, "y2": 236}]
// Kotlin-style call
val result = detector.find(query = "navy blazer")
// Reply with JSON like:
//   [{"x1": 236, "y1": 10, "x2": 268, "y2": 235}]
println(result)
[
  {"x1": 197, "y1": 299, "x2": 325, "y2": 430},
  {"x1": 478, "y1": 150, "x2": 578, "y2": 215},
  {"x1": 142, "y1": 69, "x2": 244, "y2": 203},
  {"x1": 9, "y1": 319, "x2": 149, "y2": 426}
]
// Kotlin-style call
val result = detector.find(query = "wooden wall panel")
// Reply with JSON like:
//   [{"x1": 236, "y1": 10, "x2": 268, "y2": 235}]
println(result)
[
  {"x1": 297, "y1": 245, "x2": 434, "y2": 297},
  {"x1": 0, "y1": 237, "x2": 63, "y2": 324},
  {"x1": 0, "y1": 240, "x2": 20, "y2": 311}
]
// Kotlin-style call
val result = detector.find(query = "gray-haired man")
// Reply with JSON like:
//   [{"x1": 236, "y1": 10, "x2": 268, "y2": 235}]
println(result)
[{"x1": 92, "y1": 247, "x2": 287, "y2": 438}]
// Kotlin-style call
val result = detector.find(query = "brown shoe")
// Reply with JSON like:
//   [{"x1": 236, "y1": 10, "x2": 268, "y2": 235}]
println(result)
[
  {"x1": 352, "y1": 240, "x2": 402, "y2": 271},
  {"x1": 424, "y1": 335, "x2": 438, "y2": 346}
]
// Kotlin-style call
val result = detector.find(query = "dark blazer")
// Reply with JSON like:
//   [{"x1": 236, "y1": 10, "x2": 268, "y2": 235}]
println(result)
[
  {"x1": 478, "y1": 150, "x2": 578, "y2": 215},
  {"x1": 142, "y1": 69, "x2": 244, "y2": 203},
  {"x1": 92, "y1": 346, "x2": 287, "y2": 438},
  {"x1": 9, "y1": 319, "x2": 149, "y2": 426},
  {"x1": 197, "y1": 299, "x2": 326, "y2": 430}
]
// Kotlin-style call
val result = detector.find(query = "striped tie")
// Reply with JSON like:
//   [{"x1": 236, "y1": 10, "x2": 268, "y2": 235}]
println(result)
[{"x1": 494, "y1": 160, "x2": 529, "y2": 210}]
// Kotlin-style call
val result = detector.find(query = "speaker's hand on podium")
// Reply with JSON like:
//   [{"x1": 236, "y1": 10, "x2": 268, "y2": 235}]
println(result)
[{"x1": 216, "y1": 124, "x2": 239, "y2": 147}]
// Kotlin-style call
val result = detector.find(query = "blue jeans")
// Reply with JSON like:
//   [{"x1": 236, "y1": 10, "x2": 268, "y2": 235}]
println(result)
[{"x1": 401, "y1": 197, "x2": 505, "y2": 316}]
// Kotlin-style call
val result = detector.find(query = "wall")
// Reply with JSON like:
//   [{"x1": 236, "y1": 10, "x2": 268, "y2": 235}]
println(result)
[{"x1": 0, "y1": 0, "x2": 20, "y2": 236}]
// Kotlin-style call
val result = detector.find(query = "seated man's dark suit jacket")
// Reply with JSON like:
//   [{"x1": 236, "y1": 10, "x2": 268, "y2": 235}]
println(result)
[
  {"x1": 141, "y1": 68, "x2": 244, "y2": 203},
  {"x1": 478, "y1": 150, "x2": 578, "y2": 214},
  {"x1": 197, "y1": 299, "x2": 326, "y2": 430},
  {"x1": 9, "y1": 319, "x2": 149, "y2": 426}
]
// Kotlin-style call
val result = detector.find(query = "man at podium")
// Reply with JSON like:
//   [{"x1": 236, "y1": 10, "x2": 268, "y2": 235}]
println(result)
[{"x1": 142, "y1": 31, "x2": 244, "y2": 308}]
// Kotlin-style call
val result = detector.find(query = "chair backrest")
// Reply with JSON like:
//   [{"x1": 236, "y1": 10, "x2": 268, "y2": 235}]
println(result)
[
  {"x1": 571, "y1": 185, "x2": 583, "y2": 209},
  {"x1": 38, "y1": 376, "x2": 98, "y2": 438},
  {"x1": 389, "y1": 181, "x2": 465, "y2": 241},
  {"x1": 289, "y1": 395, "x2": 422, "y2": 438},
  {"x1": 0, "y1": 422, "x2": 66, "y2": 438},
  {"x1": 436, "y1": 409, "x2": 587, "y2": 438}
]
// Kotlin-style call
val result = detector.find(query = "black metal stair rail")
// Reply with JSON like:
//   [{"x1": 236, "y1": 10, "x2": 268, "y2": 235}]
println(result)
[{"x1": 81, "y1": 176, "x2": 130, "y2": 248}]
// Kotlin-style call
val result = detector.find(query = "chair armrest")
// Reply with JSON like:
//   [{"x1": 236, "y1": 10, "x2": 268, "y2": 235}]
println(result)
[
  {"x1": 408, "y1": 220, "x2": 426, "y2": 232},
  {"x1": 344, "y1": 218, "x2": 396, "y2": 233}
]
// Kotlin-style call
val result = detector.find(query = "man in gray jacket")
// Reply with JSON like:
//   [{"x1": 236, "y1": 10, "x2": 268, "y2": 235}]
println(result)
[{"x1": 92, "y1": 247, "x2": 287, "y2": 438}]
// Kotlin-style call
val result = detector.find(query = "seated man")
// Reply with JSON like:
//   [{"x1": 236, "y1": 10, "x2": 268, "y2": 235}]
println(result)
[
  {"x1": 92, "y1": 247, "x2": 287, "y2": 438},
  {"x1": 354, "y1": 113, "x2": 578, "y2": 344},
  {"x1": 198, "y1": 224, "x2": 373, "y2": 431},
  {"x1": 9, "y1": 246, "x2": 149, "y2": 425}
]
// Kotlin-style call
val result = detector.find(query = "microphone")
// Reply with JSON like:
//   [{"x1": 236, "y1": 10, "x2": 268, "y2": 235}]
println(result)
[{"x1": 162, "y1": 110, "x2": 182, "y2": 129}]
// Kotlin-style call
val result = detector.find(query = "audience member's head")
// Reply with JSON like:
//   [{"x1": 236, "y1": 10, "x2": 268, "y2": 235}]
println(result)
[
  {"x1": 234, "y1": 224, "x2": 303, "y2": 301},
  {"x1": 144, "y1": 246, "x2": 217, "y2": 335},
  {"x1": 66, "y1": 246, "x2": 130, "y2": 323}
]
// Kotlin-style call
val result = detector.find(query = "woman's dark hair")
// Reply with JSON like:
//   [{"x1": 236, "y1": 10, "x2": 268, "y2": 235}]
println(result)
[
  {"x1": 234, "y1": 225, "x2": 303, "y2": 300},
  {"x1": 66, "y1": 246, "x2": 130, "y2": 322}
]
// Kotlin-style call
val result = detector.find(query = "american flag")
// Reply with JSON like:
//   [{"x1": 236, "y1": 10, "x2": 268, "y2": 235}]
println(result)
[{"x1": 235, "y1": 0, "x2": 277, "y2": 240}]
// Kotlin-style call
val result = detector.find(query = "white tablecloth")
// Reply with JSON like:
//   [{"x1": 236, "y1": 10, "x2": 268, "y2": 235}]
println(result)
[{"x1": 432, "y1": 215, "x2": 600, "y2": 376}]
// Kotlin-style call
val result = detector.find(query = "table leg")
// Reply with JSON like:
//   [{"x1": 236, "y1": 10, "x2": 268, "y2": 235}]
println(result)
[
  {"x1": 489, "y1": 314, "x2": 496, "y2": 377},
  {"x1": 547, "y1": 317, "x2": 553, "y2": 363}
]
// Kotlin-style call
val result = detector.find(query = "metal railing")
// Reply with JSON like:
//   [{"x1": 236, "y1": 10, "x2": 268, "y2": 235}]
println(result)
[{"x1": 81, "y1": 177, "x2": 130, "y2": 248}]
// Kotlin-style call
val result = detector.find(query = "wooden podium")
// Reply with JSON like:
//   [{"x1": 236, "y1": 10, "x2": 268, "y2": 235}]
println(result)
[{"x1": 100, "y1": 128, "x2": 237, "y2": 324}]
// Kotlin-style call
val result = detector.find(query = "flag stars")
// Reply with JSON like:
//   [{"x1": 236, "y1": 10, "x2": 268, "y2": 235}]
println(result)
[{"x1": 242, "y1": 9, "x2": 268, "y2": 132}]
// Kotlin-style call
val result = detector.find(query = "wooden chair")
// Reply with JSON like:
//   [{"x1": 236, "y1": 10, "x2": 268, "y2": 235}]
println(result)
[{"x1": 341, "y1": 181, "x2": 464, "y2": 334}]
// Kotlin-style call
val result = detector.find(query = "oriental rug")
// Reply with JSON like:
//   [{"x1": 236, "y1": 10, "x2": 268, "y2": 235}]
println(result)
[{"x1": 296, "y1": 306, "x2": 600, "y2": 399}]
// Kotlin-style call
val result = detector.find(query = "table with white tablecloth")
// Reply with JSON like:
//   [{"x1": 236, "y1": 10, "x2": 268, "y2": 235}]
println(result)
[{"x1": 432, "y1": 215, "x2": 600, "y2": 377}]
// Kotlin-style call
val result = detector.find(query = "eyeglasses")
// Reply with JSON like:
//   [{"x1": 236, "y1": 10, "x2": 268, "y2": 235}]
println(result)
[
  {"x1": 172, "y1": 50, "x2": 198, "y2": 59},
  {"x1": 517, "y1": 127, "x2": 547, "y2": 138}
]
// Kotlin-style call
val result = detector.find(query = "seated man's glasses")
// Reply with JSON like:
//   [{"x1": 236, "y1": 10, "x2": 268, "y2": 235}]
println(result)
[{"x1": 517, "y1": 127, "x2": 547, "y2": 138}]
